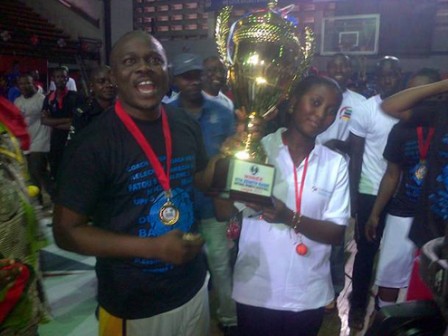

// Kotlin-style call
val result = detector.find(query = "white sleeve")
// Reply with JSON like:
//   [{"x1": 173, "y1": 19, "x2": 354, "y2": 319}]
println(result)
[
  {"x1": 349, "y1": 98, "x2": 371, "y2": 138},
  {"x1": 322, "y1": 156, "x2": 350, "y2": 226},
  {"x1": 67, "y1": 78, "x2": 77, "y2": 91}
]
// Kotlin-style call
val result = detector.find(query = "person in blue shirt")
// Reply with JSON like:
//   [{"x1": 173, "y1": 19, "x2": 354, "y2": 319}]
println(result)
[{"x1": 167, "y1": 53, "x2": 237, "y2": 334}]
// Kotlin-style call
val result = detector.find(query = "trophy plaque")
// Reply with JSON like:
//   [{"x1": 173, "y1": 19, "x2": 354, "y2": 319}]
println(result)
[{"x1": 212, "y1": 0, "x2": 315, "y2": 205}]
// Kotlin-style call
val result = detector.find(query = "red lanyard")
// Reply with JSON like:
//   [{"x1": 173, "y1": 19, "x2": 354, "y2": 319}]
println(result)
[
  {"x1": 49, "y1": 87, "x2": 68, "y2": 109},
  {"x1": 416, "y1": 126, "x2": 435, "y2": 162},
  {"x1": 293, "y1": 155, "x2": 309, "y2": 214},
  {"x1": 115, "y1": 101, "x2": 172, "y2": 192}
]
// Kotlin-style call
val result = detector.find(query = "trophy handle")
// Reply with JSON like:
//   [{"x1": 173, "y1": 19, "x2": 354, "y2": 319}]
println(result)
[
  {"x1": 215, "y1": 6, "x2": 232, "y2": 67},
  {"x1": 299, "y1": 26, "x2": 316, "y2": 79}
]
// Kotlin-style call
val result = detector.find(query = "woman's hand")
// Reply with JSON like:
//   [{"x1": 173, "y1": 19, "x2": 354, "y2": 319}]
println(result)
[{"x1": 245, "y1": 197, "x2": 294, "y2": 226}]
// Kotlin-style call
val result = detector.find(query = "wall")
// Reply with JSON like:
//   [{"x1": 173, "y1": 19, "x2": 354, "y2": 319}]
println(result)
[
  {"x1": 110, "y1": 0, "x2": 134, "y2": 46},
  {"x1": 21, "y1": 0, "x2": 103, "y2": 41}
]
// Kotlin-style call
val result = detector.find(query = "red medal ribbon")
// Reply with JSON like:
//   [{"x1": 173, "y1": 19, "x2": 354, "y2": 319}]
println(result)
[
  {"x1": 293, "y1": 154, "x2": 309, "y2": 256},
  {"x1": 282, "y1": 132, "x2": 311, "y2": 256},
  {"x1": 416, "y1": 126, "x2": 435, "y2": 161},
  {"x1": 293, "y1": 155, "x2": 309, "y2": 215},
  {"x1": 115, "y1": 101, "x2": 172, "y2": 192}
]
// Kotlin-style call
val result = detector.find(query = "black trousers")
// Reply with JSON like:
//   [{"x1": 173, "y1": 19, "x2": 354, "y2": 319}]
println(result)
[
  {"x1": 26, "y1": 152, "x2": 54, "y2": 202},
  {"x1": 350, "y1": 193, "x2": 388, "y2": 312},
  {"x1": 237, "y1": 303, "x2": 324, "y2": 336}
]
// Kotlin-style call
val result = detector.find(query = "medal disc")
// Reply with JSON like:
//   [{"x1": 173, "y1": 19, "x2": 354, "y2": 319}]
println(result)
[
  {"x1": 415, "y1": 162, "x2": 427, "y2": 181},
  {"x1": 296, "y1": 243, "x2": 308, "y2": 256},
  {"x1": 159, "y1": 202, "x2": 179, "y2": 225}
]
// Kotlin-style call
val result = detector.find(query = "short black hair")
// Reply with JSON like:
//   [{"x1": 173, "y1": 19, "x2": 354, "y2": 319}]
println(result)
[
  {"x1": 376, "y1": 56, "x2": 401, "y2": 73},
  {"x1": 18, "y1": 73, "x2": 33, "y2": 81},
  {"x1": 89, "y1": 65, "x2": 111, "y2": 82},
  {"x1": 411, "y1": 68, "x2": 441, "y2": 83},
  {"x1": 53, "y1": 66, "x2": 68, "y2": 75},
  {"x1": 329, "y1": 53, "x2": 351, "y2": 66}
]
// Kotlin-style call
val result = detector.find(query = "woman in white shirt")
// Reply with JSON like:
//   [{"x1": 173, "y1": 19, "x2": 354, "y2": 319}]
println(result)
[{"x1": 219, "y1": 76, "x2": 350, "y2": 336}]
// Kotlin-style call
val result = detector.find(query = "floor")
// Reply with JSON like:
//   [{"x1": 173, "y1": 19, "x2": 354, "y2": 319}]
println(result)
[{"x1": 36, "y1": 215, "x2": 391, "y2": 336}]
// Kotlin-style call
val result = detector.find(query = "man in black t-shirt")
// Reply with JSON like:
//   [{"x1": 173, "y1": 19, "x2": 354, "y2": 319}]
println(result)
[
  {"x1": 381, "y1": 76, "x2": 448, "y2": 248},
  {"x1": 53, "y1": 31, "x2": 221, "y2": 336},
  {"x1": 380, "y1": 75, "x2": 448, "y2": 301},
  {"x1": 41, "y1": 66, "x2": 82, "y2": 180}
]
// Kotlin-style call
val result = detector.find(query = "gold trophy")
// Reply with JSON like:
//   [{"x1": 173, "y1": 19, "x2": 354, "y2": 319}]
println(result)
[{"x1": 212, "y1": 1, "x2": 315, "y2": 205}]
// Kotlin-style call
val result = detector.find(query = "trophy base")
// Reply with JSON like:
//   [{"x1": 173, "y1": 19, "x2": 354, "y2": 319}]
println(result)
[{"x1": 211, "y1": 157, "x2": 275, "y2": 206}]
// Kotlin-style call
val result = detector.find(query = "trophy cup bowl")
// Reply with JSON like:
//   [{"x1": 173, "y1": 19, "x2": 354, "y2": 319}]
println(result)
[{"x1": 212, "y1": 1, "x2": 314, "y2": 205}]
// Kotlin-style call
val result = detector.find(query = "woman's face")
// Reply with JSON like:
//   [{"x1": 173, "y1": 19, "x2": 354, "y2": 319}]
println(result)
[{"x1": 291, "y1": 84, "x2": 340, "y2": 139}]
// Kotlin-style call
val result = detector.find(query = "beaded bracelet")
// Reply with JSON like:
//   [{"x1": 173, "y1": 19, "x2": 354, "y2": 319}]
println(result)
[{"x1": 291, "y1": 211, "x2": 302, "y2": 232}]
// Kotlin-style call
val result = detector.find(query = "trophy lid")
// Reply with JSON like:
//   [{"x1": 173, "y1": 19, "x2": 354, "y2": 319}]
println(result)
[{"x1": 232, "y1": 5, "x2": 300, "y2": 51}]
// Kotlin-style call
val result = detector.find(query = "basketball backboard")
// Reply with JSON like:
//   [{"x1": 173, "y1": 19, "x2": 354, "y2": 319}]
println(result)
[{"x1": 321, "y1": 14, "x2": 380, "y2": 55}]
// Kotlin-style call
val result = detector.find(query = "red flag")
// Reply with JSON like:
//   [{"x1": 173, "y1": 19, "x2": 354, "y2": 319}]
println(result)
[{"x1": 0, "y1": 97, "x2": 30, "y2": 150}]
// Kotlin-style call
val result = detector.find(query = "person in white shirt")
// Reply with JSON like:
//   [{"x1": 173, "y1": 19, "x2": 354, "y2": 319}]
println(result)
[
  {"x1": 347, "y1": 56, "x2": 403, "y2": 330},
  {"x1": 201, "y1": 56, "x2": 234, "y2": 112},
  {"x1": 317, "y1": 54, "x2": 366, "y2": 145},
  {"x1": 316, "y1": 54, "x2": 366, "y2": 312},
  {"x1": 216, "y1": 76, "x2": 350, "y2": 336},
  {"x1": 14, "y1": 73, "x2": 51, "y2": 204}
]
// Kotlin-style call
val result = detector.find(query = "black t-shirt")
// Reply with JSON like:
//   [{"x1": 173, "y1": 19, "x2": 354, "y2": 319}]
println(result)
[
  {"x1": 43, "y1": 90, "x2": 81, "y2": 152},
  {"x1": 408, "y1": 101, "x2": 448, "y2": 248},
  {"x1": 383, "y1": 122, "x2": 432, "y2": 217},
  {"x1": 56, "y1": 104, "x2": 208, "y2": 319},
  {"x1": 71, "y1": 98, "x2": 106, "y2": 138}
]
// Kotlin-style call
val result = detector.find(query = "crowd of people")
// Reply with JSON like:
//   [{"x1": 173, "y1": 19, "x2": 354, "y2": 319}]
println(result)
[{"x1": 0, "y1": 29, "x2": 447, "y2": 336}]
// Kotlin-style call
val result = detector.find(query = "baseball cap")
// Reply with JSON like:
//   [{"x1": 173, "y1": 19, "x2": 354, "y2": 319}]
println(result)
[{"x1": 171, "y1": 53, "x2": 203, "y2": 76}]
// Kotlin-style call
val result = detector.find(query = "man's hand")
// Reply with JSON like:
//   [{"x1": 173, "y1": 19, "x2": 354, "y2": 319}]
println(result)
[
  {"x1": 365, "y1": 215, "x2": 379, "y2": 242},
  {"x1": 155, "y1": 230, "x2": 204, "y2": 265}
]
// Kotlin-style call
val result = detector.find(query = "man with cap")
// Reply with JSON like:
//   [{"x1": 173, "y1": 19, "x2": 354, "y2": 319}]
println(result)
[{"x1": 168, "y1": 53, "x2": 238, "y2": 334}]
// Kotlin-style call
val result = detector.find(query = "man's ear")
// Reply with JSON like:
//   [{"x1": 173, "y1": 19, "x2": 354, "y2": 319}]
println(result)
[{"x1": 110, "y1": 73, "x2": 117, "y2": 87}]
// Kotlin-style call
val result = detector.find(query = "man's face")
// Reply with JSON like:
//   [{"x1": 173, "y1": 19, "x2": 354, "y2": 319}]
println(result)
[
  {"x1": 327, "y1": 56, "x2": 351, "y2": 89},
  {"x1": 202, "y1": 59, "x2": 226, "y2": 93},
  {"x1": 17, "y1": 76, "x2": 36, "y2": 98},
  {"x1": 54, "y1": 70, "x2": 68, "y2": 89},
  {"x1": 110, "y1": 34, "x2": 169, "y2": 117},
  {"x1": 175, "y1": 70, "x2": 203, "y2": 102},
  {"x1": 377, "y1": 64, "x2": 401, "y2": 98},
  {"x1": 90, "y1": 70, "x2": 116, "y2": 102}
]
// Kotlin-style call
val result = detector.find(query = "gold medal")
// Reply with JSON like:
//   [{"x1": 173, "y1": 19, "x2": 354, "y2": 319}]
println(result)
[
  {"x1": 415, "y1": 160, "x2": 427, "y2": 181},
  {"x1": 159, "y1": 200, "x2": 179, "y2": 225}
]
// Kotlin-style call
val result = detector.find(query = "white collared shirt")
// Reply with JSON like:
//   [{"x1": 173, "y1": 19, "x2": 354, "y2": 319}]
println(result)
[
  {"x1": 349, "y1": 94, "x2": 399, "y2": 195},
  {"x1": 316, "y1": 89, "x2": 366, "y2": 144},
  {"x1": 232, "y1": 128, "x2": 350, "y2": 312}
]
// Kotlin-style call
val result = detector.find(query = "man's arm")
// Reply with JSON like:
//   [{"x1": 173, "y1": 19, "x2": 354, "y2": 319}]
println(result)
[
  {"x1": 324, "y1": 139, "x2": 350, "y2": 155},
  {"x1": 347, "y1": 132, "x2": 365, "y2": 217},
  {"x1": 53, "y1": 205, "x2": 203, "y2": 265},
  {"x1": 381, "y1": 79, "x2": 448, "y2": 121},
  {"x1": 41, "y1": 109, "x2": 72, "y2": 129},
  {"x1": 365, "y1": 162, "x2": 401, "y2": 241}
]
